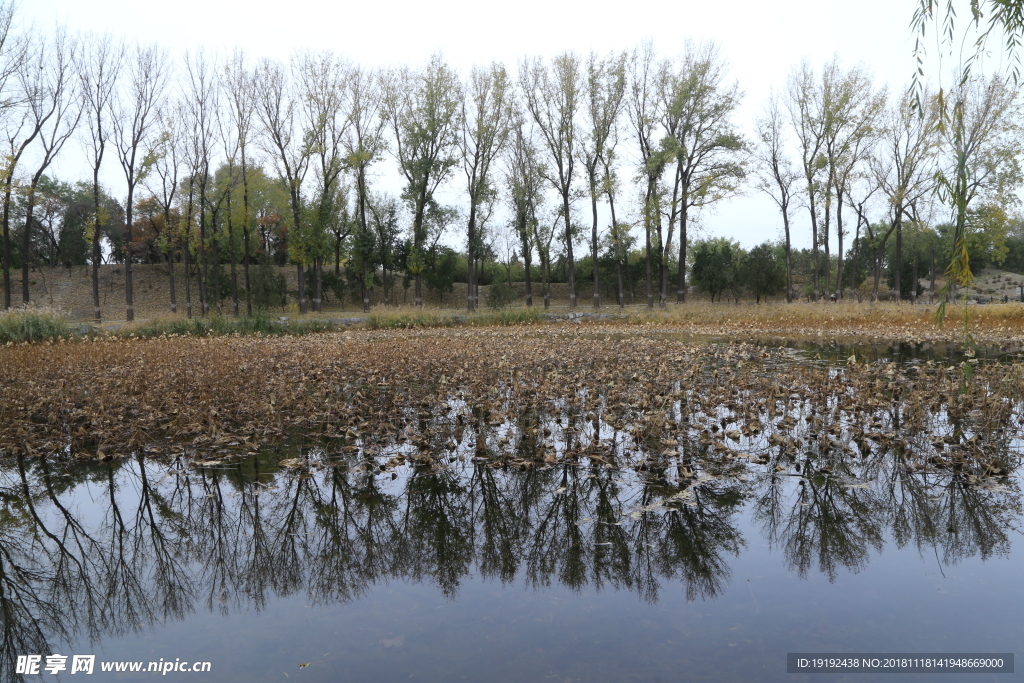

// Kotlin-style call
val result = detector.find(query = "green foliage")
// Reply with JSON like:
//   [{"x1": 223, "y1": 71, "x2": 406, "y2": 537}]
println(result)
[
  {"x1": 886, "y1": 259, "x2": 925, "y2": 299},
  {"x1": 303, "y1": 266, "x2": 345, "y2": 304},
  {"x1": 486, "y1": 281, "x2": 517, "y2": 309},
  {"x1": 0, "y1": 310, "x2": 71, "y2": 343},
  {"x1": 125, "y1": 312, "x2": 334, "y2": 338},
  {"x1": 1002, "y1": 219, "x2": 1024, "y2": 272},
  {"x1": 935, "y1": 212, "x2": 1010, "y2": 274},
  {"x1": 741, "y1": 242, "x2": 785, "y2": 303},
  {"x1": 4, "y1": 178, "x2": 124, "y2": 269},
  {"x1": 424, "y1": 246, "x2": 458, "y2": 303},
  {"x1": 365, "y1": 306, "x2": 542, "y2": 330},
  {"x1": 690, "y1": 238, "x2": 741, "y2": 302},
  {"x1": 250, "y1": 261, "x2": 288, "y2": 310},
  {"x1": 365, "y1": 311, "x2": 461, "y2": 329},
  {"x1": 471, "y1": 307, "x2": 542, "y2": 326},
  {"x1": 384, "y1": 54, "x2": 461, "y2": 256}
]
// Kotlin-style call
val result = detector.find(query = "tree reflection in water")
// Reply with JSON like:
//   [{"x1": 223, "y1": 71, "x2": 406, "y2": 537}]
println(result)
[{"x1": 0, "y1": 441, "x2": 1019, "y2": 681}]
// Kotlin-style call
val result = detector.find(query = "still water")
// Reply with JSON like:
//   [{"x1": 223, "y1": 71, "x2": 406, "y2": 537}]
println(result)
[{"x1": 2, "y1": 436, "x2": 1020, "y2": 682}]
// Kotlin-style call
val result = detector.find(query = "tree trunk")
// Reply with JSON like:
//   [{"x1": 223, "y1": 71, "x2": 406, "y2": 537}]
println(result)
[
  {"x1": 314, "y1": 256, "x2": 322, "y2": 313},
  {"x1": 930, "y1": 243, "x2": 936, "y2": 300},
  {"x1": 808, "y1": 191, "x2": 820, "y2": 301},
  {"x1": 467, "y1": 203, "x2": 476, "y2": 312},
  {"x1": 227, "y1": 199, "x2": 239, "y2": 317},
  {"x1": 241, "y1": 147, "x2": 252, "y2": 316},
  {"x1": 616, "y1": 261, "x2": 624, "y2": 308},
  {"x1": 1, "y1": 180, "x2": 10, "y2": 310},
  {"x1": 199, "y1": 174, "x2": 209, "y2": 317},
  {"x1": 657, "y1": 212, "x2": 666, "y2": 308},
  {"x1": 334, "y1": 233, "x2": 341, "y2": 276},
  {"x1": 607, "y1": 185, "x2": 625, "y2": 309},
  {"x1": 296, "y1": 264, "x2": 305, "y2": 314},
  {"x1": 676, "y1": 203, "x2": 689, "y2": 304},
  {"x1": 125, "y1": 182, "x2": 136, "y2": 322},
  {"x1": 358, "y1": 168, "x2": 370, "y2": 313},
  {"x1": 835, "y1": 189, "x2": 844, "y2": 300},
  {"x1": 911, "y1": 255, "x2": 918, "y2": 303},
  {"x1": 524, "y1": 250, "x2": 533, "y2": 307},
  {"x1": 871, "y1": 243, "x2": 883, "y2": 302},
  {"x1": 783, "y1": 206, "x2": 792, "y2": 303},
  {"x1": 21, "y1": 186, "x2": 38, "y2": 305},
  {"x1": 91, "y1": 170, "x2": 103, "y2": 322},
  {"x1": 562, "y1": 189, "x2": 576, "y2": 309},
  {"x1": 211, "y1": 235, "x2": 221, "y2": 313},
  {"x1": 644, "y1": 184, "x2": 653, "y2": 309},
  {"x1": 412, "y1": 186, "x2": 427, "y2": 308},
  {"x1": 167, "y1": 251, "x2": 177, "y2": 314},
  {"x1": 849, "y1": 226, "x2": 860, "y2": 300},
  {"x1": 543, "y1": 257, "x2": 550, "y2": 309},
  {"x1": 823, "y1": 187, "x2": 831, "y2": 300},
  {"x1": 894, "y1": 214, "x2": 903, "y2": 303},
  {"x1": 183, "y1": 237, "x2": 192, "y2": 318},
  {"x1": 590, "y1": 183, "x2": 599, "y2": 309}
]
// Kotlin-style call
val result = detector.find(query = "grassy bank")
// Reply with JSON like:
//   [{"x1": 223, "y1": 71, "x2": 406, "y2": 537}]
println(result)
[
  {"x1": 122, "y1": 313, "x2": 336, "y2": 338},
  {"x1": 365, "y1": 306, "x2": 543, "y2": 329},
  {"x1": 617, "y1": 300, "x2": 1024, "y2": 342},
  {"x1": 4, "y1": 300, "x2": 1023, "y2": 345},
  {"x1": 0, "y1": 309, "x2": 72, "y2": 343}
]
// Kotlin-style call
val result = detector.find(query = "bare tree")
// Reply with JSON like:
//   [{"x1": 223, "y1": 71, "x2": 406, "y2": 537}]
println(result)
[
  {"x1": 819, "y1": 70, "x2": 884, "y2": 299},
  {"x1": 111, "y1": 42, "x2": 166, "y2": 322},
  {"x1": 215, "y1": 109, "x2": 242, "y2": 316},
  {"x1": 181, "y1": 49, "x2": 218, "y2": 317},
  {"x1": 601, "y1": 132, "x2": 631, "y2": 308},
  {"x1": 787, "y1": 60, "x2": 829, "y2": 301},
  {"x1": 18, "y1": 29, "x2": 81, "y2": 305},
  {"x1": 755, "y1": 92, "x2": 799, "y2": 301},
  {"x1": 819, "y1": 63, "x2": 884, "y2": 300},
  {"x1": 661, "y1": 42, "x2": 746, "y2": 304},
  {"x1": 506, "y1": 114, "x2": 544, "y2": 307},
  {"x1": 382, "y1": 53, "x2": 462, "y2": 308},
  {"x1": 147, "y1": 100, "x2": 185, "y2": 314},
  {"x1": 254, "y1": 57, "x2": 311, "y2": 314},
  {"x1": 459, "y1": 62, "x2": 513, "y2": 312},
  {"x1": 223, "y1": 50, "x2": 258, "y2": 315},
  {"x1": 296, "y1": 50, "x2": 350, "y2": 313},
  {"x1": 520, "y1": 51, "x2": 583, "y2": 309},
  {"x1": 343, "y1": 66, "x2": 387, "y2": 312},
  {"x1": 79, "y1": 34, "x2": 123, "y2": 322},
  {"x1": 870, "y1": 88, "x2": 939, "y2": 301},
  {"x1": 939, "y1": 73, "x2": 1022, "y2": 300},
  {"x1": 0, "y1": 0, "x2": 23, "y2": 310},
  {"x1": 627, "y1": 43, "x2": 665, "y2": 309},
  {"x1": 579, "y1": 51, "x2": 626, "y2": 309},
  {"x1": 845, "y1": 177, "x2": 879, "y2": 299}
]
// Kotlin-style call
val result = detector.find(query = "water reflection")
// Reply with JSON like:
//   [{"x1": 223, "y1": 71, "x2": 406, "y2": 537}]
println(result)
[{"x1": 0, "y1": 445, "x2": 1019, "y2": 681}]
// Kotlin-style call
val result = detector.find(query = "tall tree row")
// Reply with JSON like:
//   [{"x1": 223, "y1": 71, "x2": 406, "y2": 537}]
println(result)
[{"x1": 1, "y1": 2, "x2": 1022, "y2": 315}]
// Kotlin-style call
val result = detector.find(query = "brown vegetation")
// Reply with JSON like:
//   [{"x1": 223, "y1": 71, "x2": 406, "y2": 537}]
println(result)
[
  {"x1": 1, "y1": 326, "x2": 1019, "y2": 488},
  {"x1": 623, "y1": 301, "x2": 1024, "y2": 344}
]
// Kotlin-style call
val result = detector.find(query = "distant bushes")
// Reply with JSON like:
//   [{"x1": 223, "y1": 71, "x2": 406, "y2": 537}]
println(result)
[
  {"x1": 0, "y1": 309, "x2": 71, "y2": 343},
  {"x1": 486, "y1": 282, "x2": 517, "y2": 309},
  {"x1": 365, "y1": 311, "x2": 462, "y2": 330},
  {"x1": 366, "y1": 306, "x2": 542, "y2": 330},
  {"x1": 472, "y1": 307, "x2": 543, "y2": 326},
  {"x1": 250, "y1": 262, "x2": 289, "y2": 310}
]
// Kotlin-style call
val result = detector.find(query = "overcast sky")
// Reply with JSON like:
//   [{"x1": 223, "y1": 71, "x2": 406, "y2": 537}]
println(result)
[{"x1": 20, "y1": 0, "x2": 947, "y2": 249}]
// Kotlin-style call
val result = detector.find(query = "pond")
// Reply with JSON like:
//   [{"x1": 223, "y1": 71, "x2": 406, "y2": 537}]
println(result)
[
  {"x1": 2, "y1": 437, "x2": 1020, "y2": 681},
  {"x1": 1, "y1": 336, "x2": 1022, "y2": 682}
]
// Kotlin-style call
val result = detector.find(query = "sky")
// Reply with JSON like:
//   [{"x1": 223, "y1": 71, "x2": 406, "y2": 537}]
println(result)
[{"x1": 18, "y1": 0, "x2": 946, "y2": 250}]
